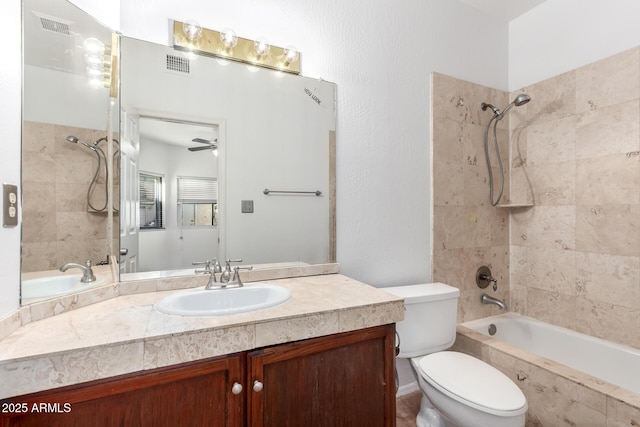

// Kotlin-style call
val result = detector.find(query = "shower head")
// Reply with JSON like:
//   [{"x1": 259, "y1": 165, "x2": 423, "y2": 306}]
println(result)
[
  {"x1": 481, "y1": 94, "x2": 531, "y2": 119},
  {"x1": 66, "y1": 135, "x2": 95, "y2": 150},
  {"x1": 513, "y1": 93, "x2": 531, "y2": 106},
  {"x1": 500, "y1": 93, "x2": 531, "y2": 118}
]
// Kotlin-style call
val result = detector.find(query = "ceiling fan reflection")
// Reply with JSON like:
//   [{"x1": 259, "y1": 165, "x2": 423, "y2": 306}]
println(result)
[{"x1": 188, "y1": 137, "x2": 218, "y2": 152}]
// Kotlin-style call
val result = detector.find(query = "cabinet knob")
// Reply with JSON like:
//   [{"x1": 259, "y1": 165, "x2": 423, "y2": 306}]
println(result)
[
  {"x1": 232, "y1": 382, "x2": 243, "y2": 395},
  {"x1": 253, "y1": 380, "x2": 263, "y2": 392}
]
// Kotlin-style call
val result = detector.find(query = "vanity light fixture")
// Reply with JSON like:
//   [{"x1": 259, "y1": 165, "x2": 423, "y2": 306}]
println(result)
[
  {"x1": 173, "y1": 20, "x2": 301, "y2": 74},
  {"x1": 82, "y1": 33, "x2": 118, "y2": 97},
  {"x1": 183, "y1": 19, "x2": 203, "y2": 41},
  {"x1": 220, "y1": 28, "x2": 238, "y2": 50}
]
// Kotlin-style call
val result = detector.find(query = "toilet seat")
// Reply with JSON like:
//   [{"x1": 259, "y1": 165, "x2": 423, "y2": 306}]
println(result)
[{"x1": 416, "y1": 351, "x2": 527, "y2": 417}]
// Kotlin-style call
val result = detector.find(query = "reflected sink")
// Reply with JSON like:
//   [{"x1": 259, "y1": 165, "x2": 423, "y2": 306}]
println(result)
[
  {"x1": 22, "y1": 275, "x2": 99, "y2": 300},
  {"x1": 155, "y1": 284, "x2": 292, "y2": 317}
]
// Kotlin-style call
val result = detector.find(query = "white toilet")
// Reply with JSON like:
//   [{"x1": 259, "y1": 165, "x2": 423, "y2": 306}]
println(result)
[{"x1": 382, "y1": 283, "x2": 527, "y2": 427}]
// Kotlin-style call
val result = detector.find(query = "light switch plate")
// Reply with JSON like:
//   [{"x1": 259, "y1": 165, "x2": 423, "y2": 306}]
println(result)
[
  {"x1": 241, "y1": 200, "x2": 254, "y2": 213},
  {"x1": 3, "y1": 183, "x2": 18, "y2": 227}
]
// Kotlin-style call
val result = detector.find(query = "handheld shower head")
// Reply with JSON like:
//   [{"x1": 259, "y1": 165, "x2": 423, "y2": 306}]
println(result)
[
  {"x1": 513, "y1": 93, "x2": 531, "y2": 106},
  {"x1": 66, "y1": 135, "x2": 95, "y2": 150},
  {"x1": 499, "y1": 93, "x2": 531, "y2": 118}
]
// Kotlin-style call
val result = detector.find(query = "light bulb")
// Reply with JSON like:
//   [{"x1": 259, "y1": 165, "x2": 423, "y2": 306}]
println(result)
[
  {"x1": 220, "y1": 28, "x2": 237, "y2": 49},
  {"x1": 183, "y1": 20, "x2": 202, "y2": 41},
  {"x1": 83, "y1": 37, "x2": 104, "y2": 54},
  {"x1": 254, "y1": 38, "x2": 270, "y2": 57},
  {"x1": 283, "y1": 46, "x2": 299, "y2": 66},
  {"x1": 84, "y1": 53, "x2": 103, "y2": 66}
]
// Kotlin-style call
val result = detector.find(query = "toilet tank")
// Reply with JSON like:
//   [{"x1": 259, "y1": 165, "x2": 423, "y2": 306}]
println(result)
[{"x1": 381, "y1": 283, "x2": 460, "y2": 358}]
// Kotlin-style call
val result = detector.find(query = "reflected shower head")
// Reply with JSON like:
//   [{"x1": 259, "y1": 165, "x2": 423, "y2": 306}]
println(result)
[{"x1": 66, "y1": 135, "x2": 95, "y2": 150}]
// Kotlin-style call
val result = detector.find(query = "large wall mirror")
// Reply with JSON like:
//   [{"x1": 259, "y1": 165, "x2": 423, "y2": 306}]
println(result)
[
  {"x1": 21, "y1": 0, "x2": 117, "y2": 304},
  {"x1": 21, "y1": 0, "x2": 337, "y2": 303},
  {"x1": 120, "y1": 36, "x2": 336, "y2": 280}
]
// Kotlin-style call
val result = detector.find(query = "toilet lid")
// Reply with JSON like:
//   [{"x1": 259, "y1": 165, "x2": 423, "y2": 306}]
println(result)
[{"x1": 418, "y1": 351, "x2": 527, "y2": 416}]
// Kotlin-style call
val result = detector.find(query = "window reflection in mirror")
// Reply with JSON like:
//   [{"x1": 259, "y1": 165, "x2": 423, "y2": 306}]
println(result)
[{"x1": 139, "y1": 172, "x2": 164, "y2": 229}]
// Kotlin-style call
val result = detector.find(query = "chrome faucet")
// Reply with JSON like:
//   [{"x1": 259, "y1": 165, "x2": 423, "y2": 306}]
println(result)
[
  {"x1": 481, "y1": 294, "x2": 507, "y2": 311},
  {"x1": 220, "y1": 259, "x2": 253, "y2": 288},
  {"x1": 59, "y1": 260, "x2": 96, "y2": 283},
  {"x1": 193, "y1": 259, "x2": 222, "y2": 290}
]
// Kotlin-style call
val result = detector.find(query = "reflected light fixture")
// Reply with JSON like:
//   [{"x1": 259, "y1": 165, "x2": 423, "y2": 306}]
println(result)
[
  {"x1": 183, "y1": 19, "x2": 203, "y2": 41},
  {"x1": 173, "y1": 20, "x2": 301, "y2": 74}
]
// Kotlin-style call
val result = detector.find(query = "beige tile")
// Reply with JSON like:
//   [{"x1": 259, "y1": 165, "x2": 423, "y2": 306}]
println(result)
[
  {"x1": 509, "y1": 166, "x2": 535, "y2": 205},
  {"x1": 606, "y1": 389, "x2": 640, "y2": 427},
  {"x1": 576, "y1": 297, "x2": 640, "y2": 349},
  {"x1": 433, "y1": 206, "x2": 491, "y2": 250},
  {"x1": 522, "y1": 70, "x2": 576, "y2": 124},
  {"x1": 576, "y1": 155, "x2": 640, "y2": 205},
  {"x1": 22, "y1": 121, "x2": 55, "y2": 154},
  {"x1": 21, "y1": 180, "x2": 56, "y2": 213},
  {"x1": 433, "y1": 160, "x2": 463, "y2": 206},
  {"x1": 526, "y1": 115, "x2": 577, "y2": 166},
  {"x1": 576, "y1": 252, "x2": 640, "y2": 310},
  {"x1": 432, "y1": 117, "x2": 465, "y2": 165},
  {"x1": 576, "y1": 100, "x2": 640, "y2": 159},
  {"x1": 22, "y1": 152, "x2": 56, "y2": 183},
  {"x1": 527, "y1": 287, "x2": 576, "y2": 330},
  {"x1": 527, "y1": 160, "x2": 576, "y2": 206},
  {"x1": 576, "y1": 46, "x2": 640, "y2": 113},
  {"x1": 576, "y1": 205, "x2": 640, "y2": 256},
  {"x1": 511, "y1": 246, "x2": 576, "y2": 296},
  {"x1": 511, "y1": 205, "x2": 576, "y2": 250},
  {"x1": 21, "y1": 211, "x2": 57, "y2": 244}
]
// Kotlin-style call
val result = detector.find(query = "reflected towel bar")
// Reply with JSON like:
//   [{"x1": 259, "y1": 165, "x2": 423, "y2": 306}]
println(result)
[{"x1": 263, "y1": 189, "x2": 322, "y2": 196}]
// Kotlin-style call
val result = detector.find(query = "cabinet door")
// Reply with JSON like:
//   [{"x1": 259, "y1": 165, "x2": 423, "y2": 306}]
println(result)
[
  {"x1": 0, "y1": 353, "x2": 245, "y2": 427},
  {"x1": 247, "y1": 324, "x2": 396, "y2": 427}
]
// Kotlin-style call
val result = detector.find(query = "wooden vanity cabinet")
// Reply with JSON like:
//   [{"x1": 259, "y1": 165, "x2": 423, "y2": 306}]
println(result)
[
  {"x1": 248, "y1": 324, "x2": 396, "y2": 427},
  {"x1": 0, "y1": 354, "x2": 245, "y2": 427},
  {"x1": 0, "y1": 324, "x2": 395, "y2": 427}
]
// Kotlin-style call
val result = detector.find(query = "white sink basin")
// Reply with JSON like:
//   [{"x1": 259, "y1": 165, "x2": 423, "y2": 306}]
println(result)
[
  {"x1": 22, "y1": 275, "x2": 98, "y2": 300},
  {"x1": 155, "y1": 284, "x2": 292, "y2": 317}
]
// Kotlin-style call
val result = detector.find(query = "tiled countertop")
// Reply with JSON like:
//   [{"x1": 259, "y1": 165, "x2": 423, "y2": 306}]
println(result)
[{"x1": 0, "y1": 273, "x2": 403, "y2": 399}]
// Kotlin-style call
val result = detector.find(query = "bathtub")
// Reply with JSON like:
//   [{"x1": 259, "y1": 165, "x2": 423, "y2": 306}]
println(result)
[{"x1": 456, "y1": 313, "x2": 640, "y2": 426}]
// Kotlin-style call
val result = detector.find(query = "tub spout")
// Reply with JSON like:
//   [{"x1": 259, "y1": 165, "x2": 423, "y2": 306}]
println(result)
[{"x1": 481, "y1": 294, "x2": 507, "y2": 311}]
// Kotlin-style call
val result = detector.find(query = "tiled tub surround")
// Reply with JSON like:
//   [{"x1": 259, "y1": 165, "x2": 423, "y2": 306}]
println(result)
[
  {"x1": 454, "y1": 319, "x2": 640, "y2": 426},
  {"x1": 0, "y1": 273, "x2": 403, "y2": 399},
  {"x1": 431, "y1": 72, "x2": 511, "y2": 323},
  {"x1": 508, "y1": 46, "x2": 640, "y2": 350},
  {"x1": 22, "y1": 121, "x2": 118, "y2": 273},
  {"x1": 432, "y1": 46, "x2": 640, "y2": 346}
]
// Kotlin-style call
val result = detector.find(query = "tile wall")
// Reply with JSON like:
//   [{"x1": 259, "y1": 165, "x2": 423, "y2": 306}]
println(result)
[
  {"x1": 22, "y1": 121, "x2": 117, "y2": 272},
  {"x1": 431, "y1": 73, "x2": 511, "y2": 322},
  {"x1": 432, "y1": 46, "x2": 640, "y2": 349},
  {"x1": 509, "y1": 46, "x2": 640, "y2": 349}
]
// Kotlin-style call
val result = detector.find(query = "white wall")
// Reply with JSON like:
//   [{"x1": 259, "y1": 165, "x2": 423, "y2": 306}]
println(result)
[
  {"x1": 0, "y1": 0, "x2": 22, "y2": 316},
  {"x1": 509, "y1": 0, "x2": 640, "y2": 90}
]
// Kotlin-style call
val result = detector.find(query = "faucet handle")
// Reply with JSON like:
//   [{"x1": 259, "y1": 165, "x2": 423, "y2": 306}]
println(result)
[
  {"x1": 193, "y1": 259, "x2": 212, "y2": 274},
  {"x1": 83, "y1": 260, "x2": 96, "y2": 283},
  {"x1": 225, "y1": 259, "x2": 243, "y2": 271},
  {"x1": 232, "y1": 265, "x2": 253, "y2": 286}
]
